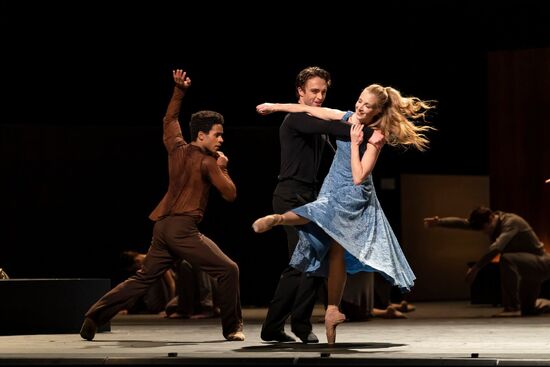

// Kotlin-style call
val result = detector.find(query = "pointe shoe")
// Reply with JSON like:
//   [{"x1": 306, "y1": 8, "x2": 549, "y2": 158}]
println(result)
[
  {"x1": 252, "y1": 214, "x2": 283, "y2": 233},
  {"x1": 325, "y1": 306, "x2": 345, "y2": 345}
]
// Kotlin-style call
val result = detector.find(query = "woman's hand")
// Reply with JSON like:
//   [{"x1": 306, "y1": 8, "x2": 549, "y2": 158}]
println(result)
[
  {"x1": 256, "y1": 103, "x2": 276, "y2": 115},
  {"x1": 350, "y1": 123, "x2": 364, "y2": 146}
]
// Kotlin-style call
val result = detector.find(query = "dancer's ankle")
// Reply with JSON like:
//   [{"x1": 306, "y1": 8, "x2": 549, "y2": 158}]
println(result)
[{"x1": 252, "y1": 214, "x2": 283, "y2": 233}]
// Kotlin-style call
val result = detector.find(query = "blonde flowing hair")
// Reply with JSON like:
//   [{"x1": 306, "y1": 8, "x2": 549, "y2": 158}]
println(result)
[{"x1": 365, "y1": 84, "x2": 435, "y2": 151}]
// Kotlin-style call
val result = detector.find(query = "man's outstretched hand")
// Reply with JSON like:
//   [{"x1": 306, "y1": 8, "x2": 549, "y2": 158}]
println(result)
[{"x1": 423, "y1": 216, "x2": 440, "y2": 228}]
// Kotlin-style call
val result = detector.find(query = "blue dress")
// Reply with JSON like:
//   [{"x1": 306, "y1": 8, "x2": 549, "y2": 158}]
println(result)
[{"x1": 289, "y1": 119, "x2": 415, "y2": 292}]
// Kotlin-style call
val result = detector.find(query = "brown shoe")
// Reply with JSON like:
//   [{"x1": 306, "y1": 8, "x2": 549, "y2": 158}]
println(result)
[
  {"x1": 226, "y1": 331, "x2": 245, "y2": 341},
  {"x1": 252, "y1": 214, "x2": 283, "y2": 233},
  {"x1": 80, "y1": 317, "x2": 97, "y2": 341}
]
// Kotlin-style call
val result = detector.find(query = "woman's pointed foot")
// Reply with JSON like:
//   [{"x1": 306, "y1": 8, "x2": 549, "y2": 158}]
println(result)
[
  {"x1": 325, "y1": 306, "x2": 345, "y2": 345},
  {"x1": 252, "y1": 214, "x2": 283, "y2": 233}
]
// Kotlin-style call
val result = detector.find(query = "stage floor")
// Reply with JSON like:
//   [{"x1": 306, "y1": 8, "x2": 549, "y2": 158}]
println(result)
[{"x1": 1, "y1": 301, "x2": 550, "y2": 366}]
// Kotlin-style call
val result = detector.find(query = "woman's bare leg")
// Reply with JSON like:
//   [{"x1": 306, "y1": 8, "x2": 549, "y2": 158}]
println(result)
[
  {"x1": 252, "y1": 211, "x2": 309, "y2": 233},
  {"x1": 327, "y1": 242, "x2": 346, "y2": 305},
  {"x1": 325, "y1": 242, "x2": 346, "y2": 345}
]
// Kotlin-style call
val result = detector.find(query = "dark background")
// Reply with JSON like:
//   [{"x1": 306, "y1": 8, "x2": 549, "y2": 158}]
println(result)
[{"x1": 2, "y1": 2, "x2": 549, "y2": 305}]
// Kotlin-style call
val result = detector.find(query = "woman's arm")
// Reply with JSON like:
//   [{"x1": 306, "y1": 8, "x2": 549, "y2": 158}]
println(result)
[
  {"x1": 350, "y1": 124, "x2": 383, "y2": 185},
  {"x1": 256, "y1": 103, "x2": 346, "y2": 121}
]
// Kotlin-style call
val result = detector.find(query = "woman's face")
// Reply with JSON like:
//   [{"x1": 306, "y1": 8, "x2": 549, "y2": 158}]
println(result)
[{"x1": 354, "y1": 91, "x2": 381, "y2": 124}]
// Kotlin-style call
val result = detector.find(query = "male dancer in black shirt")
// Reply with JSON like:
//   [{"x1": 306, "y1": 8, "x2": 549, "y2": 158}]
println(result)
[{"x1": 259, "y1": 66, "x2": 383, "y2": 343}]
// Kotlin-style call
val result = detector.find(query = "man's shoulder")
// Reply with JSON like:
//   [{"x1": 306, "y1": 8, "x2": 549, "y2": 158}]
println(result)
[
  {"x1": 284, "y1": 111, "x2": 324, "y2": 122},
  {"x1": 281, "y1": 113, "x2": 307, "y2": 131},
  {"x1": 283, "y1": 112, "x2": 338, "y2": 128},
  {"x1": 198, "y1": 154, "x2": 219, "y2": 174},
  {"x1": 499, "y1": 211, "x2": 529, "y2": 227},
  {"x1": 282, "y1": 112, "x2": 304, "y2": 123},
  {"x1": 499, "y1": 211, "x2": 520, "y2": 220}
]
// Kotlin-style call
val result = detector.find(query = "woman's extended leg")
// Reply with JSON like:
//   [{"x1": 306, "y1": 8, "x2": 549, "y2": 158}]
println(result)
[{"x1": 252, "y1": 212, "x2": 309, "y2": 233}]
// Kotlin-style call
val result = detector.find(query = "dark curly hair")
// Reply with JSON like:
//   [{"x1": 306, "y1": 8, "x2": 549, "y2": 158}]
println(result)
[{"x1": 189, "y1": 110, "x2": 224, "y2": 141}]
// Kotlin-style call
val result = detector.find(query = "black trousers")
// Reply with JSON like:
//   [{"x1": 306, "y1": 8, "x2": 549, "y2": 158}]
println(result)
[{"x1": 261, "y1": 180, "x2": 325, "y2": 337}]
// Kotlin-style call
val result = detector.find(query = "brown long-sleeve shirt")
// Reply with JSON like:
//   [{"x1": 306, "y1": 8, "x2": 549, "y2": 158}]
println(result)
[{"x1": 149, "y1": 87, "x2": 236, "y2": 222}]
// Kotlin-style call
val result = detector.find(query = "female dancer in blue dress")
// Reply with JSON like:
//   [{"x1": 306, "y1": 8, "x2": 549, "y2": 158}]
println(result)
[{"x1": 252, "y1": 84, "x2": 434, "y2": 344}]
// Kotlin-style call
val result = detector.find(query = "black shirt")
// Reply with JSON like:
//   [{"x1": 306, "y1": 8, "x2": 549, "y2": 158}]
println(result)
[{"x1": 277, "y1": 112, "x2": 373, "y2": 185}]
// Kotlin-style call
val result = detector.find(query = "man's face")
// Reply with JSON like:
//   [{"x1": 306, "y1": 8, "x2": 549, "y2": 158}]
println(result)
[
  {"x1": 198, "y1": 124, "x2": 224, "y2": 154},
  {"x1": 297, "y1": 76, "x2": 328, "y2": 107}
]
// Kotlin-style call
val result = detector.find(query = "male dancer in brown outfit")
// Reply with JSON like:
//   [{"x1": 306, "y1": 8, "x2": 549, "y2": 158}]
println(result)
[
  {"x1": 425, "y1": 206, "x2": 550, "y2": 317},
  {"x1": 80, "y1": 69, "x2": 244, "y2": 341}
]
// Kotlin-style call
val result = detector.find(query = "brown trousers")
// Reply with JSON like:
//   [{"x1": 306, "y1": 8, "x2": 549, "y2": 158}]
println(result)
[
  {"x1": 85, "y1": 215, "x2": 242, "y2": 338},
  {"x1": 500, "y1": 252, "x2": 550, "y2": 315}
]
